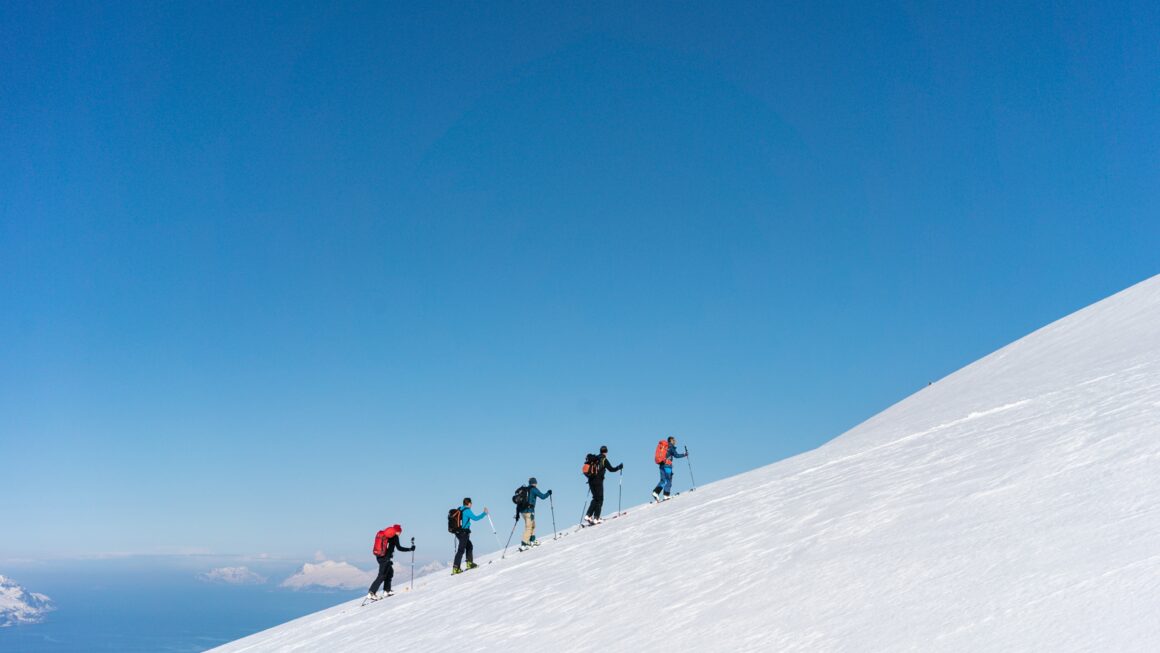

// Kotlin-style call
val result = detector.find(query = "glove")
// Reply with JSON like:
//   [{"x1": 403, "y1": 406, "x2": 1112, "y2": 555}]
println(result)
[{"x1": 547, "y1": 490, "x2": 553, "y2": 496}]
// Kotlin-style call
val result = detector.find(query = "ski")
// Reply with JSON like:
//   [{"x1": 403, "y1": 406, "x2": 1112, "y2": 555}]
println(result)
[
  {"x1": 360, "y1": 591, "x2": 393, "y2": 606},
  {"x1": 580, "y1": 510, "x2": 628, "y2": 527},
  {"x1": 451, "y1": 563, "x2": 482, "y2": 576}
]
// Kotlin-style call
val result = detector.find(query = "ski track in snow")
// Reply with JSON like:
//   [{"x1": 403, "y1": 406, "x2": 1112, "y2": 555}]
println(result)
[{"x1": 211, "y1": 275, "x2": 1160, "y2": 652}]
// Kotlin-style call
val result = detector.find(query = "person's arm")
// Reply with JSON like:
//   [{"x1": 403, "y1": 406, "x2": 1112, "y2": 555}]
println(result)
[
  {"x1": 466, "y1": 508, "x2": 486, "y2": 522},
  {"x1": 608, "y1": 460, "x2": 623, "y2": 472},
  {"x1": 392, "y1": 535, "x2": 414, "y2": 553},
  {"x1": 671, "y1": 448, "x2": 687, "y2": 459},
  {"x1": 532, "y1": 486, "x2": 549, "y2": 499}
]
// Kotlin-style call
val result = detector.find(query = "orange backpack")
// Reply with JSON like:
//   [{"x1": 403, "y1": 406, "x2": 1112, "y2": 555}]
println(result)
[{"x1": 654, "y1": 440, "x2": 669, "y2": 464}]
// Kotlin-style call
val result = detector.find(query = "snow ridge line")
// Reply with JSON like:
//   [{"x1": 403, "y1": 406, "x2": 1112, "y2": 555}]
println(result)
[{"x1": 795, "y1": 399, "x2": 1034, "y2": 478}]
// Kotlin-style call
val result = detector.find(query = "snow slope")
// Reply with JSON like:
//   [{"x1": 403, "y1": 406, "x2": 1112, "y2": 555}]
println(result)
[
  {"x1": 213, "y1": 275, "x2": 1160, "y2": 652},
  {"x1": 0, "y1": 576, "x2": 54, "y2": 627}
]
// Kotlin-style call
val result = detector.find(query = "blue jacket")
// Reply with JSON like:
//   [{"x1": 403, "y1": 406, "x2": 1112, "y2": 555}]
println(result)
[
  {"x1": 522, "y1": 486, "x2": 551, "y2": 513},
  {"x1": 460, "y1": 506, "x2": 486, "y2": 531},
  {"x1": 661, "y1": 446, "x2": 687, "y2": 468}
]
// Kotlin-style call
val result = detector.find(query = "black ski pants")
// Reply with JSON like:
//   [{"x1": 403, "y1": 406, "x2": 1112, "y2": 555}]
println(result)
[
  {"x1": 368, "y1": 555, "x2": 393, "y2": 594},
  {"x1": 453, "y1": 530, "x2": 473, "y2": 569},
  {"x1": 586, "y1": 478, "x2": 605, "y2": 519}
]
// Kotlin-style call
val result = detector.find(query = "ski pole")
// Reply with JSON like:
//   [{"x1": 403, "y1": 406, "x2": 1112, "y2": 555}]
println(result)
[
  {"x1": 618, "y1": 469, "x2": 623, "y2": 516},
  {"x1": 685, "y1": 446, "x2": 696, "y2": 490},
  {"x1": 579, "y1": 486, "x2": 590, "y2": 525},
  {"x1": 410, "y1": 537, "x2": 415, "y2": 591},
  {"x1": 549, "y1": 494, "x2": 558, "y2": 540},
  {"x1": 486, "y1": 513, "x2": 503, "y2": 550},
  {"x1": 502, "y1": 515, "x2": 518, "y2": 559}
]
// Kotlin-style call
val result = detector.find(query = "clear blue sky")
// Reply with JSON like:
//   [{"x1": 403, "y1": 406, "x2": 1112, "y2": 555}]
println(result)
[{"x1": 2, "y1": 1, "x2": 1157, "y2": 564}]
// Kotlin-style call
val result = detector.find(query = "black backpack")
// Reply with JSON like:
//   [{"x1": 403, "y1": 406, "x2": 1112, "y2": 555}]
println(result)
[
  {"x1": 447, "y1": 508, "x2": 462, "y2": 534},
  {"x1": 582, "y1": 453, "x2": 600, "y2": 478},
  {"x1": 512, "y1": 486, "x2": 530, "y2": 518}
]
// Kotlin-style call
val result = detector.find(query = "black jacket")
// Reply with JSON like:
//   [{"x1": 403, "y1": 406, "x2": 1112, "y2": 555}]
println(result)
[
  {"x1": 379, "y1": 534, "x2": 414, "y2": 560},
  {"x1": 592, "y1": 454, "x2": 622, "y2": 481}
]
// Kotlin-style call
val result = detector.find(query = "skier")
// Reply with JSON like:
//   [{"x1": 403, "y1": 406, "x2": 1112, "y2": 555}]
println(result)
[
  {"x1": 584, "y1": 445, "x2": 623, "y2": 524},
  {"x1": 366, "y1": 524, "x2": 414, "y2": 601},
  {"x1": 452, "y1": 498, "x2": 488, "y2": 575},
  {"x1": 519, "y1": 478, "x2": 552, "y2": 548},
  {"x1": 651, "y1": 436, "x2": 687, "y2": 501}
]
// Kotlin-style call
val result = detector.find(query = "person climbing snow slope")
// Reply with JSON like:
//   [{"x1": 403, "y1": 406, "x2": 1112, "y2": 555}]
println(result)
[{"x1": 651, "y1": 436, "x2": 686, "y2": 501}]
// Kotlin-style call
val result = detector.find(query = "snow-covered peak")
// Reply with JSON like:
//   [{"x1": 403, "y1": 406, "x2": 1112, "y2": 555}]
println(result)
[
  {"x1": 212, "y1": 275, "x2": 1160, "y2": 652},
  {"x1": 0, "y1": 575, "x2": 55, "y2": 628},
  {"x1": 198, "y1": 566, "x2": 268, "y2": 585},
  {"x1": 279, "y1": 561, "x2": 373, "y2": 591}
]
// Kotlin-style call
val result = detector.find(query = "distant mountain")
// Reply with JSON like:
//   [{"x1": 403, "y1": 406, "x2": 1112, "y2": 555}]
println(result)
[
  {"x1": 0, "y1": 575, "x2": 55, "y2": 627},
  {"x1": 213, "y1": 274, "x2": 1160, "y2": 652}
]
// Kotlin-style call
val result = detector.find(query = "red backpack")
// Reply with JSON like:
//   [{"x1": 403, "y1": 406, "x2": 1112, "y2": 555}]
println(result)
[
  {"x1": 372, "y1": 526, "x2": 398, "y2": 556},
  {"x1": 654, "y1": 440, "x2": 669, "y2": 464}
]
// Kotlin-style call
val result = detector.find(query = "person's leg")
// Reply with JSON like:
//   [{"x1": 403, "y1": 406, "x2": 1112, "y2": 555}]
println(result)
[
  {"x1": 522, "y1": 512, "x2": 534, "y2": 544},
  {"x1": 654, "y1": 465, "x2": 665, "y2": 495},
  {"x1": 662, "y1": 466, "x2": 674, "y2": 495},
  {"x1": 465, "y1": 533, "x2": 474, "y2": 564},
  {"x1": 591, "y1": 482, "x2": 605, "y2": 519},
  {"x1": 585, "y1": 480, "x2": 598, "y2": 517},
  {"x1": 454, "y1": 532, "x2": 466, "y2": 569},
  {"x1": 384, "y1": 560, "x2": 395, "y2": 593},
  {"x1": 369, "y1": 557, "x2": 388, "y2": 594}
]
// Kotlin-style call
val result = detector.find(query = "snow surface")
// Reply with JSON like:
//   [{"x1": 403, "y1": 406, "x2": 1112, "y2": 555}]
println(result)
[
  {"x1": 212, "y1": 275, "x2": 1160, "y2": 652},
  {"x1": 0, "y1": 575, "x2": 55, "y2": 627}
]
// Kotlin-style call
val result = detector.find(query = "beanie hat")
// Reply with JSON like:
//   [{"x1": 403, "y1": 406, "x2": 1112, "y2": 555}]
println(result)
[
  {"x1": 529, "y1": 477, "x2": 538, "y2": 485},
  {"x1": 393, "y1": 524, "x2": 402, "y2": 532},
  {"x1": 600, "y1": 445, "x2": 608, "y2": 454}
]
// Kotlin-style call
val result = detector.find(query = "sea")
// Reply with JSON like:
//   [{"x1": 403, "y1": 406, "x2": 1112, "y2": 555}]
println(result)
[{"x1": 0, "y1": 557, "x2": 362, "y2": 652}]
